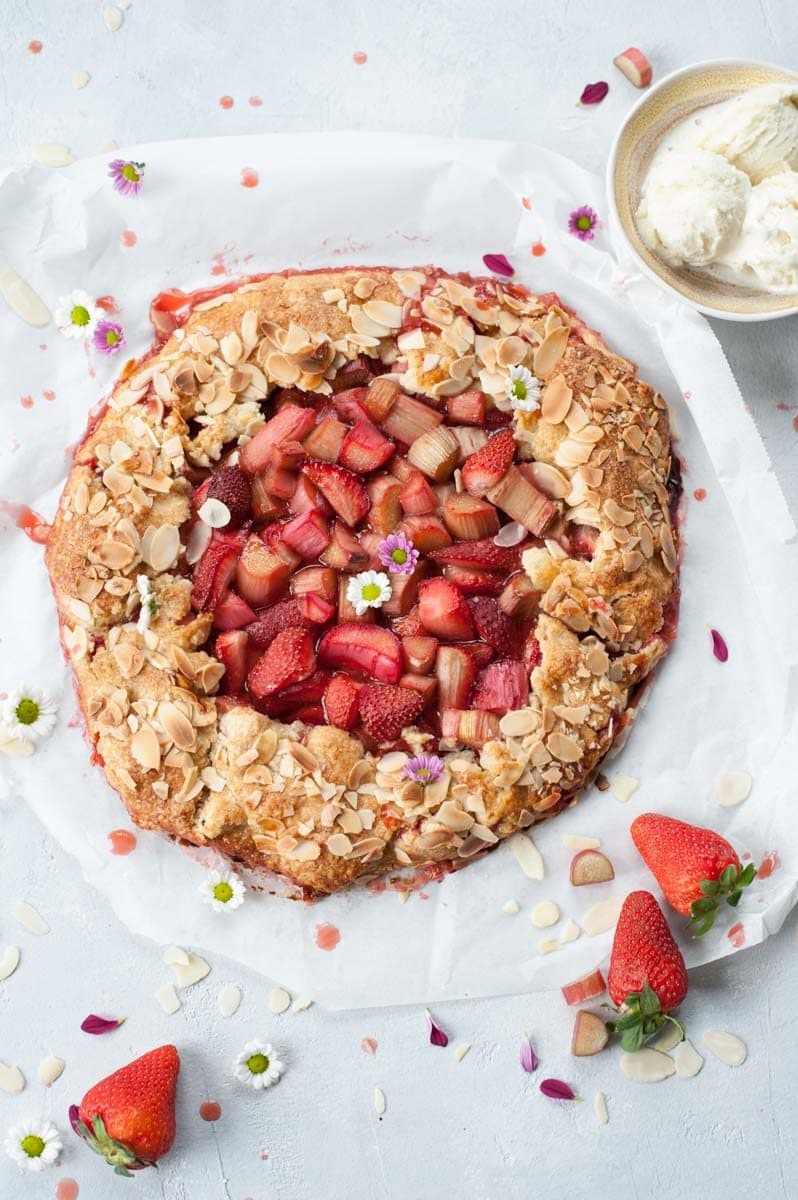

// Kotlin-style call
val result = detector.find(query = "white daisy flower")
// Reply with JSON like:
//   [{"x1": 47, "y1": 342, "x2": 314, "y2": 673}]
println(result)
[
  {"x1": 136, "y1": 574, "x2": 158, "y2": 634},
  {"x1": 1, "y1": 687, "x2": 57, "y2": 743},
  {"x1": 505, "y1": 365, "x2": 541, "y2": 412},
  {"x1": 5, "y1": 1118, "x2": 62, "y2": 1172},
  {"x1": 200, "y1": 868, "x2": 246, "y2": 913},
  {"x1": 233, "y1": 1040, "x2": 285, "y2": 1090},
  {"x1": 346, "y1": 570, "x2": 392, "y2": 617},
  {"x1": 54, "y1": 290, "x2": 98, "y2": 340}
]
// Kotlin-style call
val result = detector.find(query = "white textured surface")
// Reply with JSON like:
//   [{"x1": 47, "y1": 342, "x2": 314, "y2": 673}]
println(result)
[{"x1": 1, "y1": 2, "x2": 797, "y2": 1198}]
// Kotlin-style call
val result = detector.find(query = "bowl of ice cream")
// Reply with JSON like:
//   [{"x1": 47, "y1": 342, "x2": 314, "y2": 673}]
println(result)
[{"x1": 607, "y1": 59, "x2": 798, "y2": 320}]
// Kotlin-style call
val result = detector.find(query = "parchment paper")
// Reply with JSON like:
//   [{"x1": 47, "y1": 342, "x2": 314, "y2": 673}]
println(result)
[{"x1": 1, "y1": 133, "x2": 796, "y2": 1008}]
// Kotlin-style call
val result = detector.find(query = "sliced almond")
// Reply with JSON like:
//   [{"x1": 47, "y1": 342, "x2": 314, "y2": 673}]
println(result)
[
  {"x1": 546, "y1": 731, "x2": 583, "y2": 763},
  {"x1": 147, "y1": 524, "x2": 181, "y2": 572},
  {"x1": 326, "y1": 833, "x2": 353, "y2": 857},
  {"x1": 715, "y1": 771, "x2": 752, "y2": 808},
  {"x1": 581, "y1": 894, "x2": 624, "y2": 936},
  {"x1": 508, "y1": 832, "x2": 544, "y2": 880},
  {"x1": 155, "y1": 983, "x2": 181, "y2": 1014},
  {"x1": 292, "y1": 996, "x2": 313, "y2": 1012},
  {"x1": 34, "y1": 142, "x2": 76, "y2": 168},
  {"x1": 530, "y1": 899, "x2": 560, "y2": 928},
  {"x1": 621, "y1": 1049, "x2": 675, "y2": 1083},
  {"x1": 130, "y1": 726, "x2": 161, "y2": 772},
  {"x1": 610, "y1": 774, "x2": 639, "y2": 803},
  {"x1": 162, "y1": 944, "x2": 190, "y2": 967},
  {"x1": 158, "y1": 701, "x2": 196, "y2": 751},
  {"x1": 594, "y1": 1091, "x2": 609, "y2": 1124},
  {"x1": 269, "y1": 986, "x2": 291, "y2": 1014},
  {"x1": 0, "y1": 1063, "x2": 25, "y2": 1094},
  {"x1": 373, "y1": 1086, "x2": 386, "y2": 1115},
  {"x1": 534, "y1": 327, "x2": 570, "y2": 380},
  {"x1": 540, "y1": 374, "x2": 573, "y2": 423},
  {"x1": 674, "y1": 1039, "x2": 704, "y2": 1078},
  {"x1": 652, "y1": 1023, "x2": 683, "y2": 1053},
  {"x1": 502, "y1": 899, "x2": 520, "y2": 915},
  {"x1": 560, "y1": 919, "x2": 581, "y2": 944},
  {"x1": 170, "y1": 952, "x2": 210, "y2": 988},
  {"x1": 453, "y1": 1043, "x2": 471, "y2": 1063},
  {"x1": 703, "y1": 1030, "x2": 747, "y2": 1067},
  {"x1": 563, "y1": 834, "x2": 601, "y2": 851},
  {"x1": 198, "y1": 498, "x2": 231, "y2": 528},
  {"x1": 14, "y1": 901, "x2": 48, "y2": 935},
  {"x1": 0, "y1": 946, "x2": 20, "y2": 981},
  {"x1": 525, "y1": 460, "x2": 571, "y2": 499},
  {"x1": 37, "y1": 1055, "x2": 65, "y2": 1086},
  {"x1": 0, "y1": 269, "x2": 51, "y2": 327},
  {"x1": 218, "y1": 984, "x2": 241, "y2": 1017}
]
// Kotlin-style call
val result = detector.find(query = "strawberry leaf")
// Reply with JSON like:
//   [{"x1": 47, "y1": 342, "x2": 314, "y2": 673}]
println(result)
[{"x1": 689, "y1": 863, "x2": 758, "y2": 936}]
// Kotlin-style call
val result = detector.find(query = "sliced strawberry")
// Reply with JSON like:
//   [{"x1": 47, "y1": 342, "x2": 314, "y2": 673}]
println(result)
[
  {"x1": 303, "y1": 461, "x2": 370, "y2": 526},
  {"x1": 323, "y1": 674, "x2": 362, "y2": 730},
  {"x1": 418, "y1": 578, "x2": 475, "y2": 641},
  {"x1": 289, "y1": 703, "x2": 326, "y2": 724},
  {"x1": 358, "y1": 683, "x2": 424, "y2": 741},
  {"x1": 298, "y1": 592, "x2": 336, "y2": 623},
  {"x1": 400, "y1": 514, "x2": 452, "y2": 553},
  {"x1": 440, "y1": 708, "x2": 500, "y2": 747},
  {"x1": 401, "y1": 635, "x2": 438, "y2": 674},
  {"x1": 291, "y1": 565, "x2": 338, "y2": 603},
  {"x1": 523, "y1": 628, "x2": 542, "y2": 672},
  {"x1": 446, "y1": 390, "x2": 485, "y2": 426},
  {"x1": 302, "y1": 416, "x2": 347, "y2": 463},
  {"x1": 318, "y1": 623, "x2": 403, "y2": 684},
  {"x1": 363, "y1": 377, "x2": 401, "y2": 423},
  {"x1": 239, "y1": 406, "x2": 315, "y2": 475},
  {"x1": 471, "y1": 659, "x2": 528, "y2": 714},
  {"x1": 247, "y1": 627, "x2": 316, "y2": 698},
  {"x1": 442, "y1": 494, "x2": 500, "y2": 541},
  {"x1": 246, "y1": 597, "x2": 310, "y2": 649},
  {"x1": 399, "y1": 673, "x2": 437, "y2": 707},
  {"x1": 191, "y1": 530, "x2": 247, "y2": 611},
  {"x1": 261, "y1": 523, "x2": 302, "y2": 570},
  {"x1": 367, "y1": 475, "x2": 403, "y2": 534},
  {"x1": 381, "y1": 394, "x2": 443, "y2": 444},
  {"x1": 322, "y1": 521, "x2": 371, "y2": 572},
  {"x1": 216, "y1": 630, "x2": 249, "y2": 694},
  {"x1": 485, "y1": 466, "x2": 556, "y2": 535},
  {"x1": 468, "y1": 596, "x2": 519, "y2": 657},
  {"x1": 390, "y1": 605, "x2": 425, "y2": 637},
  {"x1": 398, "y1": 472, "x2": 438, "y2": 515},
  {"x1": 435, "y1": 645, "x2": 477, "y2": 708},
  {"x1": 212, "y1": 591, "x2": 257, "y2": 631},
  {"x1": 235, "y1": 536, "x2": 291, "y2": 608},
  {"x1": 498, "y1": 573, "x2": 540, "y2": 618},
  {"x1": 444, "y1": 564, "x2": 504, "y2": 596},
  {"x1": 207, "y1": 465, "x2": 251, "y2": 527},
  {"x1": 287, "y1": 473, "x2": 329, "y2": 517},
  {"x1": 281, "y1": 510, "x2": 331, "y2": 560},
  {"x1": 250, "y1": 476, "x2": 287, "y2": 523},
  {"x1": 332, "y1": 387, "x2": 370, "y2": 424},
  {"x1": 428, "y1": 538, "x2": 520, "y2": 571},
  {"x1": 461, "y1": 428, "x2": 515, "y2": 497},
  {"x1": 339, "y1": 421, "x2": 395, "y2": 473},
  {"x1": 260, "y1": 668, "x2": 331, "y2": 713}
]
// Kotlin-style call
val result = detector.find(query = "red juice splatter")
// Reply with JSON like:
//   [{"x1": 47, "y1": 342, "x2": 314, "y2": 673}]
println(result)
[
  {"x1": 727, "y1": 922, "x2": 745, "y2": 948},
  {"x1": 108, "y1": 830, "x2": 137, "y2": 856},
  {"x1": 352, "y1": 50, "x2": 368, "y2": 65},
  {"x1": 219, "y1": 95, "x2": 234, "y2": 109},
  {"x1": 199, "y1": 1100, "x2": 222, "y2": 1122},
  {"x1": 315, "y1": 922, "x2": 340, "y2": 951},
  {"x1": 758, "y1": 850, "x2": 781, "y2": 879},
  {"x1": 683, "y1": 390, "x2": 692, "y2": 400},
  {"x1": 28, "y1": 40, "x2": 43, "y2": 54},
  {"x1": 240, "y1": 167, "x2": 259, "y2": 189},
  {"x1": 792, "y1": 415, "x2": 798, "y2": 433},
  {"x1": 39, "y1": 343, "x2": 47, "y2": 350},
  {"x1": 21, "y1": 394, "x2": 34, "y2": 409},
  {"x1": 0, "y1": 501, "x2": 51, "y2": 543},
  {"x1": 43, "y1": 389, "x2": 55, "y2": 401},
  {"x1": 249, "y1": 95, "x2": 263, "y2": 106},
  {"x1": 96, "y1": 295, "x2": 119, "y2": 314},
  {"x1": 694, "y1": 487, "x2": 707, "y2": 501},
  {"x1": 521, "y1": 196, "x2": 532, "y2": 210},
  {"x1": 361, "y1": 1037, "x2": 378, "y2": 1055},
  {"x1": 120, "y1": 230, "x2": 137, "y2": 247},
  {"x1": 531, "y1": 241, "x2": 546, "y2": 257},
  {"x1": 55, "y1": 1182, "x2": 79, "y2": 1200}
]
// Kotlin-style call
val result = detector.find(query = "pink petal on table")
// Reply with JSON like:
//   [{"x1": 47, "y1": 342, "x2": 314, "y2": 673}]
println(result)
[
  {"x1": 579, "y1": 81, "x2": 609, "y2": 105},
  {"x1": 482, "y1": 254, "x2": 514, "y2": 277},
  {"x1": 361, "y1": 1037, "x2": 378, "y2": 1056},
  {"x1": 425, "y1": 1009, "x2": 449, "y2": 1047},
  {"x1": 80, "y1": 1013, "x2": 126, "y2": 1035},
  {"x1": 540, "y1": 1077, "x2": 577, "y2": 1100},
  {"x1": 520, "y1": 1035, "x2": 539, "y2": 1073},
  {"x1": 710, "y1": 629, "x2": 728, "y2": 662}
]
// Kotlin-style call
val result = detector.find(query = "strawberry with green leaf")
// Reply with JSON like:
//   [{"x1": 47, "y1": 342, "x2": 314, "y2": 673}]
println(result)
[{"x1": 631, "y1": 813, "x2": 757, "y2": 936}]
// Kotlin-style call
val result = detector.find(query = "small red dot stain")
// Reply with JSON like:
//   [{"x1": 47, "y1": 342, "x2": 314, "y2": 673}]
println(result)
[
  {"x1": 727, "y1": 922, "x2": 745, "y2": 948},
  {"x1": 55, "y1": 1180, "x2": 79, "y2": 1200},
  {"x1": 121, "y1": 230, "x2": 137, "y2": 247},
  {"x1": 199, "y1": 1100, "x2": 222, "y2": 1122},
  {"x1": 249, "y1": 95, "x2": 263, "y2": 107},
  {"x1": 219, "y1": 95, "x2": 234, "y2": 110},
  {"x1": 96, "y1": 295, "x2": 119, "y2": 314},
  {"x1": 315, "y1": 922, "x2": 340, "y2": 951},
  {"x1": 240, "y1": 167, "x2": 259, "y2": 189},
  {"x1": 758, "y1": 850, "x2": 781, "y2": 879},
  {"x1": 792, "y1": 414, "x2": 798, "y2": 433},
  {"x1": 21, "y1": 394, "x2": 34, "y2": 409},
  {"x1": 683, "y1": 390, "x2": 692, "y2": 400},
  {"x1": 531, "y1": 241, "x2": 546, "y2": 257},
  {"x1": 693, "y1": 487, "x2": 707, "y2": 501},
  {"x1": 352, "y1": 50, "x2": 368, "y2": 65},
  {"x1": 39, "y1": 343, "x2": 47, "y2": 350},
  {"x1": 43, "y1": 389, "x2": 55, "y2": 401},
  {"x1": 28, "y1": 40, "x2": 43, "y2": 54},
  {"x1": 108, "y1": 829, "x2": 137, "y2": 856}
]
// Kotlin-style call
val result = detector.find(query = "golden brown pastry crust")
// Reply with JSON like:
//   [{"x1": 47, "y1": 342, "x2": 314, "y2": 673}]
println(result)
[{"x1": 46, "y1": 268, "x2": 680, "y2": 896}]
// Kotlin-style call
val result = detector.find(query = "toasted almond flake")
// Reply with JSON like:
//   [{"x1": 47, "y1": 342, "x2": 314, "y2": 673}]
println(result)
[
  {"x1": 0, "y1": 946, "x2": 20, "y2": 981},
  {"x1": 170, "y1": 953, "x2": 210, "y2": 988},
  {"x1": 269, "y1": 986, "x2": 291, "y2": 1014},
  {"x1": 158, "y1": 701, "x2": 196, "y2": 751},
  {"x1": 508, "y1": 832, "x2": 545, "y2": 880},
  {"x1": 34, "y1": 142, "x2": 76, "y2": 167},
  {"x1": 377, "y1": 751, "x2": 408, "y2": 774},
  {"x1": 130, "y1": 726, "x2": 161, "y2": 772},
  {"x1": 218, "y1": 984, "x2": 241, "y2": 1017},
  {"x1": 621, "y1": 1049, "x2": 675, "y2": 1083},
  {"x1": 546, "y1": 731, "x2": 583, "y2": 763},
  {"x1": 499, "y1": 709, "x2": 537, "y2": 737},
  {"x1": 155, "y1": 983, "x2": 181, "y2": 1015},
  {"x1": 537, "y1": 937, "x2": 560, "y2": 954},
  {"x1": 292, "y1": 996, "x2": 313, "y2": 1012},
  {"x1": 147, "y1": 523, "x2": 181, "y2": 572},
  {"x1": 559, "y1": 919, "x2": 581, "y2": 944},
  {"x1": 14, "y1": 901, "x2": 48, "y2": 936},
  {"x1": 715, "y1": 771, "x2": 753, "y2": 808},
  {"x1": 610, "y1": 774, "x2": 639, "y2": 803},
  {"x1": 162, "y1": 944, "x2": 190, "y2": 967},
  {"x1": 0, "y1": 269, "x2": 51, "y2": 326},
  {"x1": 198, "y1": 498, "x2": 231, "y2": 528},
  {"x1": 37, "y1": 1055, "x2": 65, "y2": 1086},
  {"x1": 530, "y1": 899, "x2": 560, "y2": 928},
  {"x1": 502, "y1": 899, "x2": 520, "y2": 915},
  {"x1": 0, "y1": 1063, "x2": 25, "y2": 1094},
  {"x1": 652, "y1": 1023, "x2": 683, "y2": 1053},
  {"x1": 563, "y1": 834, "x2": 601, "y2": 851},
  {"x1": 103, "y1": 5, "x2": 124, "y2": 31},
  {"x1": 327, "y1": 832, "x2": 353, "y2": 857},
  {"x1": 363, "y1": 299, "x2": 403, "y2": 329},
  {"x1": 453, "y1": 1043, "x2": 471, "y2": 1063},
  {"x1": 581, "y1": 894, "x2": 624, "y2": 936},
  {"x1": 703, "y1": 1030, "x2": 747, "y2": 1067},
  {"x1": 373, "y1": 1086, "x2": 386, "y2": 1115},
  {"x1": 186, "y1": 519, "x2": 213, "y2": 565},
  {"x1": 72, "y1": 69, "x2": 91, "y2": 89},
  {"x1": 594, "y1": 1091, "x2": 609, "y2": 1124},
  {"x1": 674, "y1": 1039, "x2": 704, "y2": 1078}
]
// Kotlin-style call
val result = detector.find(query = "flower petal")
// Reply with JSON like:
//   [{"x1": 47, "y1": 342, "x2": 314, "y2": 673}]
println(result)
[
  {"x1": 579, "y1": 81, "x2": 609, "y2": 105},
  {"x1": 68, "y1": 1105, "x2": 82, "y2": 1136},
  {"x1": 710, "y1": 628, "x2": 728, "y2": 662},
  {"x1": 425, "y1": 1009, "x2": 449, "y2": 1047},
  {"x1": 80, "y1": 1013, "x2": 125, "y2": 1035},
  {"x1": 540, "y1": 1077, "x2": 577, "y2": 1100},
  {"x1": 520, "y1": 1035, "x2": 539, "y2": 1073},
  {"x1": 482, "y1": 253, "x2": 514, "y2": 278}
]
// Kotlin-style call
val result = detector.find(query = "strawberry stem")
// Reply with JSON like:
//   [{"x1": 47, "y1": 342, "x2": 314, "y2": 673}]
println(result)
[
  {"x1": 605, "y1": 984, "x2": 685, "y2": 1053},
  {"x1": 72, "y1": 1112, "x2": 154, "y2": 1176},
  {"x1": 690, "y1": 862, "x2": 758, "y2": 936}
]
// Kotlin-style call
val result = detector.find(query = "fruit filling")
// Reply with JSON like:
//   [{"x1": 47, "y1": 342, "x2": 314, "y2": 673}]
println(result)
[{"x1": 188, "y1": 367, "x2": 561, "y2": 749}]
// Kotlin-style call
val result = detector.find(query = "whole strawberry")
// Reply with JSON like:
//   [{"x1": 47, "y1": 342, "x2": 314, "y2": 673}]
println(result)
[
  {"x1": 207, "y1": 465, "x2": 251, "y2": 528},
  {"x1": 607, "y1": 891, "x2": 688, "y2": 1051},
  {"x1": 70, "y1": 1045, "x2": 180, "y2": 1176},
  {"x1": 631, "y1": 813, "x2": 757, "y2": 935}
]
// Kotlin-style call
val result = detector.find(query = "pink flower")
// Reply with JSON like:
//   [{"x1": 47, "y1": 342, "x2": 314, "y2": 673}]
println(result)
[
  {"x1": 108, "y1": 159, "x2": 145, "y2": 196},
  {"x1": 92, "y1": 320, "x2": 126, "y2": 355},
  {"x1": 378, "y1": 532, "x2": 419, "y2": 575},
  {"x1": 404, "y1": 754, "x2": 444, "y2": 786},
  {"x1": 568, "y1": 205, "x2": 599, "y2": 241}
]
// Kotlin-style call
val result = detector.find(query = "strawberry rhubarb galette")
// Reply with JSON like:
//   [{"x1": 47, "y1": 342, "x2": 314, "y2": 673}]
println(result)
[{"x1": 46, "y1": 268, "x2": 680, "y2": 897}]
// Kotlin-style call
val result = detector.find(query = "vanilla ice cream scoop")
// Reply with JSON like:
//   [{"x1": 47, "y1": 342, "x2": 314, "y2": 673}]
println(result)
[
  {"x1": 697, "y1": 84, "x2": 798, "y2": 185},
  {"x1": 717, "y1": 170, "x2": 798, "y2": 291},
  {"x1": 637, "y1": 149, "x2": 751, "y2": 267}
]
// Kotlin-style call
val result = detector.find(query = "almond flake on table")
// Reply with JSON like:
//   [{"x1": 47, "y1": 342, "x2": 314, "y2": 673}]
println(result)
[
  {"x1": 502, "y1": 899, "x2": 520, "y2": 915},
  {"x1": 14, "y1": 901, "x2": 49, "y2": 935},
  {"x1": 562, "y1": 834, "x2": 601, "y2": 850},
  {"x1": 537, "y1": 937, "x2": 560, "y2": 955},
  {"x1": 218, "y1": 984, "x2": 241, "y2": 1017},
  {"x1": 0, "y1": 1062, "x2": 25, "y2": 1094},
  {"x1": 37, "y1": 1056, "x2": 65, "y2": 1086},
  {"x1": 581, "y1": 894, "x2": 624, "y2": 936},
  {"x1": 703, "y1": 1030, "x2": 747, "y2": 1067},
  {"x1": 170, "y1": 953, "x2": 210, "y2": 988},
  {"x1": 508, "y1": 832, "x2": 545, "y2": 880},
  {"x1": 620, "y1": 1049, "x2": 675, "y2": 1083},
  {"x1": 33, "y1": 143, "x2": 76, "y2": 168},
  {"x1": 373, "y1": 1087, "x2": 386, "y2": 1115},
  {"x1": 530, "y1": 900, "x2": 560, "y2": 928},
  {"x1": 610, "y1": 775, "x2": 639, "y2": 803},
  {"x1": 594, "y1": 1091, "x2": 609, "y2": 1124},
  {"x1": 102, "y1": 5, "x2": 124, "y2": 31},
  {"x1": 155, "y1": 983, "x2": 181, "y2": 1015},
  {"x1": 652, "y1": 1023, "x2": 683, "y2": 1053},
  {"x1": 292, "y1": 996, "x2": 313, "y2": 1012},
  {"x1": 559, "y1": 919, "x2": 581, "y2": 944},
  {"x1": 0, "y1": 269, "x2": 51, "y2": 327},
  {"x1": 0, "y1": 946, "x2": 21, "y2": 981},
  {"x1": 269, "y1": 986, "x2": 291, "y2": 1015},
  {"x1": 453, "y1": 1043, "x2": 471, "y2": 1063},
  {"x1": 72, "y1": 69, "x2": 91, "y2": 89},
  {"x1": 162, "y1": 945, "x2": 190, "y2": 967},
  {"x1": 674, "y1": 1039, "x2": 704, "y2": 1078},
  {"x1": 715, "y1": 771, "x2": 753, "y2": 808}
]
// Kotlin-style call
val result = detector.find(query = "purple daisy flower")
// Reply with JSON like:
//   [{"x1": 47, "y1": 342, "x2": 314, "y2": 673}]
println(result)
[
  {"x1": 378, "y1": 531, "x2": 419, "y2": 575},
  {"x1": 108, "y1": 158, "x2": 146, "y2": 196},
  {"x1": 92, "y1": 320, "x2": 126, "y2": 355},
  {"x1": 568, "y1": 205, "x2": 599, "y2": 241},
  {"x1": 404, "y1": 753, "x2": 444, "y2": 786}
]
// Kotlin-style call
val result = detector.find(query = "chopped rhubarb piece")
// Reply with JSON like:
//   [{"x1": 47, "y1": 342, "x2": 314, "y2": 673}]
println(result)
[
  {"x1": 435, "y1": 645, "x2": 477, "y2": 709},
  {"x1": 302, "y1": 416, "x2": 347, "y2": 462},
  {"x1": 440, "y1": 708, "x2": 500, "y2": 747},
  {"x1": 469, "y1": 596, "x2": 519, "y2": 657},
  {"x1": 288, "y1": 473, "x2": 329, "y2": 517},
  {"x1": 260, "y1": 462, "x2": 298, "y2": 500},
  {"x1": 391, "y1": 605, "x2": 425, "y2": 637},
  {"x1": 271, "y1": 440, "x2": 307, "y2": 471},
  {"x1": 322, "y1": 521, "x2": 371, "y2": 572},
  {"x1": 298, "y1": 592, "x2": 336, "y2": 623},
  {"x1": 339, "y1": 421, "x2": 395, "y2": 473},
  {"x1": 387, "y1": 454, "x2": 418, "y2": 483},
  {"x1": 401, "y1": 635, "x2": 438, "y2": 674},
  {"x1": 291, "y1": 565, "x2": 338, "y2": 602},
  {"x1": 207, "y1": 465, "x2": 251, "y2": 527},
  {"x1": 442, "y1": 494, "x2": 500, "y2": 541},
  {"x1": 332, "y1": 387, "x2": 370, "y2": 424},
  {"x1": 246, "y1": 597, "x2": 310, "y2": 649},
  {"x1": 358, "y1": 683, "x2": 425, "y2": 741},
  {"x1": 247, "y1": 627, "x2": 316, "y2": 698},
  {"x1": 212, "y1": 591, "x2": 257, "y2": 631},
  {"x1": 191, "y1": 530, "x2": 246, "y2": 611},
  {"x1": 569, "y1": 850, "x2": 615, "y2": 886},
  {"x1": 261, "y1": 523, "x2": 302, "y2": 570},
  {"x1": 418, "y1": 578, "x2": 475, "y2": 641},
  {"x1": 356, "y1": 529, "x2": 385, "y2": 570},
  {"x1": 428, "y1": 537, "x2": 520, "y2": 571},
  {"x1": 447, "y1": 390, "x2": 485, "y2": 426},
  {"x1": 318, "y1": 623, "x2": 403, "y2": 684},
  {"x1": 461, "y1": 429, "x2": 515, "y2": 497},
  {"x1": 303, "y1": 461, "x2": 370, "y2": 526},
  {"x1": 331, "y1": 356, "x2": 375, "y2": 392},
  {"x1": 460, "y1": 640, "x2": 495, "y2": 668},
  {"x1": 400, "y1": 514, "x2": 452, "y2": 553},
  {"x1": 486, "y1": 466, "x2": 556, "y2": 535},
  {"x1": 239, "y1": 405, "x2": 315, "y2": 475},
  {"x1": 382, "y1": 565, "x2": 423, "y2": 616},
  {"x1": 399, "y1": 472, "x2": 438, "y2": 515},
  {"x1": 498, "y1": 573, "x2": 540, "y2": 619},
  {"x1": 235, "y1": 536, "x2": 291, "y2": 608},
  {"x1": 561, "y1": 969, "x2": 606, "y2": 1007},
  {"x1": 366, "y1": 475, "x2": 403, "y2": 534},
  {"x1": 399, "y1": 672, "x2": 437, "y2": 707},
  {"x1": 407, "y1": 426, "x2": 460, "y2": 482},
  {"x1": 215, "y1": 630, "x2": 249, "y2": 694},
  {"x1": 281, "y1": 509, "x2": 331, "y2": 560},
  {"x1": 363, "y1": 377, "x2": 401, "y2": 423},
  {"x1": 444, "y1": 564, "x2": 504, "y2": 596},
  {"x1": 261, "y1": 668, "x2": 331, "y2": 713},
  {"x1": 381, "y1": 394, "x2": 443, "y2": 443},
  {"x1": 250, "y1": 475, "x2": 287, "y2": 523},
  {"x1": 450, "y1": 426, "x2": 488, "y2": 460},
  {"x1": 471, "y1": 659, "x2": 528, "y2": 714},
  {"x1": 571, "y1": 1010, "x2": 609, "y2": 1057},
  {"x1": 323, "y1": 674, "x2": 362, "y2": 730},
  {"x1": 613, "y1": 46, "x2": 653, "y2": 88},
  {"x1": 523, "y1": 628, "x2": 542, "y2": 672}
]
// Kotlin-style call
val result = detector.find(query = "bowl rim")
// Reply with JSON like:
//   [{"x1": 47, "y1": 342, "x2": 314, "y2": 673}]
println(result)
[{"x1": 606, "y1": 57, "x2": 798, "y2": 323}]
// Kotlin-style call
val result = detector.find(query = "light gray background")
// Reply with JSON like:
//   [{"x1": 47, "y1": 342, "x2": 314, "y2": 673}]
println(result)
[{"x1": 1, "y1": 3, "x2": 796, "y2": 1198}]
